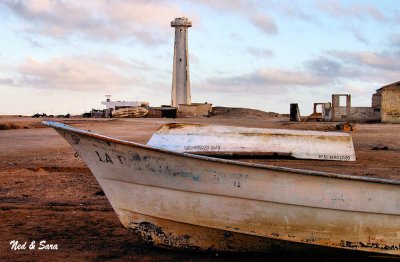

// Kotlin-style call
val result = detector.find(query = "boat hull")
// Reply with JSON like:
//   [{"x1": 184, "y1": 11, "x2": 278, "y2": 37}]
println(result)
[
  {"x1": 105, "y1": 180, "x2": 399, "y2": 255},
  {"x1": 117, "y1": 209, "x2": 372, "y2": 256},
  {"x1": 44, "y1": 122, "x2": 400, "y2": 256},
  {"x1": 147, "y1": 123, "x2": 356, "y2": 161}
]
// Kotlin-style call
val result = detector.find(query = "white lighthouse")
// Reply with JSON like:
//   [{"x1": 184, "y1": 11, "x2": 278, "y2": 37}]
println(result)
[{"x1": 171, "y1": 17, "x2": 192, "y2": 107}]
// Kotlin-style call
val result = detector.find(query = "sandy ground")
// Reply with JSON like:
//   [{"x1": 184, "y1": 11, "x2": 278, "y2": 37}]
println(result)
[{"x1": 0, "y1": 116, "x2": 399, "y2": 261}]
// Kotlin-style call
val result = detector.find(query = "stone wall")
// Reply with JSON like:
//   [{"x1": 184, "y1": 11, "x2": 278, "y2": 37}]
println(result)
[
  {"x1": 147, "y1": 107, "x2": 177, "y2": 118},
  {"x1": 371, "y1": 93, "x2": 381, "y2": 110},
  {"x1": 331, "y1": 106, "x2": 347, "y2": 121},
  {"x1": 348, "y1": 107, "x2": 380, "y2": 122},
  {"x1": 177, "y1": 103, "x2": 212, "y2": 117},
  {"x1": 331, "y1": 106, "x2": 380, "y2": 122},
  {"x1": 381, "y1": 89, "x2": 400, "y2": 123}
]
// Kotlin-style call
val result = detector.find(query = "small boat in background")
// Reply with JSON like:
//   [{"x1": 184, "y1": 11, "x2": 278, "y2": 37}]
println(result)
[
  {"x1": 43, "y1": 121, "x2": 400, "y2": 256},
  {"x1": 112, "y1": 107, "x2": 148, "y2": 118},
  {"x1": 147, "y1": 123, "x2": 356, "y2": 161}
]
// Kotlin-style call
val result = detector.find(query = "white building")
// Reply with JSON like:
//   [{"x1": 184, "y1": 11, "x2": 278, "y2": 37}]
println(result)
[{"x1": 101, "y1": 95, "x2": 149, "y2": 110}]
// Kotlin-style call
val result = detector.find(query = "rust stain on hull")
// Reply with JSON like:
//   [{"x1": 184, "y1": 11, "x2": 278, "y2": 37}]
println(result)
[{"x1": 121, "y1": 209, "x2": 396, "y2": 258}]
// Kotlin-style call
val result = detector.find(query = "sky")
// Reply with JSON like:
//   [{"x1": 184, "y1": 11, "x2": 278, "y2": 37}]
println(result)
[{"x1": 0, "y1": 0, "x2": 399, "y2": 115}]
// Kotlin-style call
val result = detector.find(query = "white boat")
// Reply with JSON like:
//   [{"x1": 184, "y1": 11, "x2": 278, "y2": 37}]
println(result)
[
  {"x1": 147, "y1": 123, "x2": 356, "y2": 161},
  {"x1": 43, "y1": 121, "x2": 400, "y2": 256}
]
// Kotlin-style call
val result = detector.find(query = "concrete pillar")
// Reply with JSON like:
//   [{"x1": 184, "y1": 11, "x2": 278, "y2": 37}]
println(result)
[
  {"x1": 171, "y1": 17, "x2": 192, "y2": 108},
  {"x1": 290, "y1": 103, "x2": 301, "y2": 122},
  {"x1": 332, "y1": 94, "x2": 350, "y2": 121},
  {"x1": 346, "y1": 94, "x2": 351, "y2": 120}
]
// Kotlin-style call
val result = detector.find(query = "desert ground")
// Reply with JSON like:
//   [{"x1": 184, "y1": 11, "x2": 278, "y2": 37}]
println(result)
[{"x1": 0, "y1": 115, "x2": 399, "y2": 261}]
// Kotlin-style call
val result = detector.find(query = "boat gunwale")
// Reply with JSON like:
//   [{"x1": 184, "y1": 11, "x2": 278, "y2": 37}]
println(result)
[
  {"x1": 156, "y1": 123, "x2": 353, "y2": 137},
  {"x1": 42, "y1": 121, "x2": 400, "y2": 186}
]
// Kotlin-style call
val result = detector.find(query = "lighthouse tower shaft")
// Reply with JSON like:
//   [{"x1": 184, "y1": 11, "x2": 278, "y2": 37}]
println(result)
[{"x1": 171, "y1": 17, "x2": 192, "y2": 107}]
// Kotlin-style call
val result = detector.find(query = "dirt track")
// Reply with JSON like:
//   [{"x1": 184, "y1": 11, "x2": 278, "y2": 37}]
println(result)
[{"x1": 0, "y1": 116, "x2": 399, "y2": 261}]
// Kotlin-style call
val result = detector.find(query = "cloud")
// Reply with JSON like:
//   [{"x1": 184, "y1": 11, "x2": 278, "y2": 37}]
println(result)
[
  {"x1": 390, "y1": 33, "x2": 400, "y2": 47},
  {"x1": 0, "y1": 77, "x2": 16, "y2": 86},
  {"x1": 247, "y1": 47, "x2": 274, "y2": 58},
  {"x1": 1, "y1": 0, "x2": 189, "y2": 45},
  {"x1": 14, "y1": 55, "x2": 143, "y2": 91},
  {"x1": 23, "y1": 36, "x2": 44, "y2": 48},
  {"x1": 349, "y1": 27, "x2": 369, "y2": 44},
  {"x1": 303, "y1": 50, "x2": 400, "y2": 85},
  {"x1": 251, "y1": 13, "x2": 278, "y2": 34},
  {"x1": 202, "y1": 48, "x2": 399, "y2": 97},
  {"x1": 305, "y1": 57, "x2": 343, "y2": 78},
  {"x1": 304, "y1": 56, "x2": 365, "y2": 80},
  {"x1": 316, "y1": 1, "x2": 387, "y2": 22},
  {"x1": 312, "y1": 2, "x2": 396, "y2": 45},
  {"x1": 191, "y1": 0, "x2": 278, "y2": 35},
  {"x1": 365, "y1": 6, "x2": 387, "y2": 21},
  {"x1": 203, "y1": 67, "x2": 325, "y2": 95},
  {"x1": 327, "y1": 50, "x2": 400, "y2": 71},
  {"x1": 276, "y1": 3, "x2": 315, "y2": 23},
  {"x1": 254, "y1": 68, "x2": 324, "y2": 86}
]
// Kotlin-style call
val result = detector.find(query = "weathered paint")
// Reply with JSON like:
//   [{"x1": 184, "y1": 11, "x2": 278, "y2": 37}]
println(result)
[
  {"x1": 118, "y1": 209, "x2": 391, "y2": 257},
  {"x1": 43, "y1": 121, "x2": 400, "y2": 256},
  {"x1": 147, "y1": 123, "x2": 356, "y2": 161},
  {"x1": 118, "y1": 209, "x2": 279, "y2": 252}
]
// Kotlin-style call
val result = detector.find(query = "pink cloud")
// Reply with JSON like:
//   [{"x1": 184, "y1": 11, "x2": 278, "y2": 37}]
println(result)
[
  {"x1": 316, "y1": 1, "x2": 387, "y2": 22},
  {"x1": 3, "y1": 0, "x2": 195, "y2": 45},
  {"x1": 327, "y1": 50, "x2": 400, "y2": 71},
  {"x1": 17, "y1": 55, "x2": 143, "y2": 91},
  {"x1": 188, "y1": 0, "x2": 278, "y2": 35}
]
